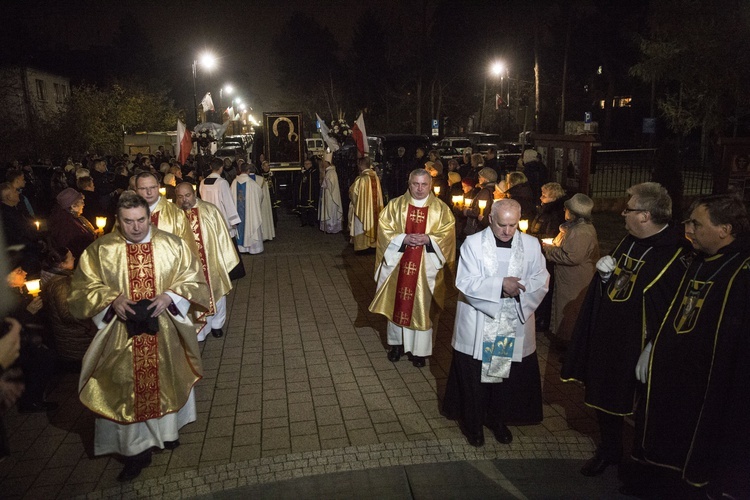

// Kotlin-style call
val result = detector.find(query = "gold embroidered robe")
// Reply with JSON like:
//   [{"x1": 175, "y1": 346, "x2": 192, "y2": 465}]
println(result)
[
  {"x1": 369, "y1": 192, "x2": 456, "y2": 331},
  {"x1": 69, "y1": 228, "x2": 209, "y2": 423},
  {"x1": 185, "y1": 198, "x2": 239, "y2": 317},
  {"x1": 349, "y1": 168, "x2": 384, "y2": 251}
]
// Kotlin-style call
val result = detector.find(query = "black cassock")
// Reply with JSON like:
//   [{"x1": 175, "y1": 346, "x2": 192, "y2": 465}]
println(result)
[{"x1": 637, "y1": 238, "x2": 750, "y2": 496}]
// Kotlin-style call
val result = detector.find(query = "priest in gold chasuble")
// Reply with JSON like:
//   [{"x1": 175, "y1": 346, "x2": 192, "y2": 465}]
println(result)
[
  {"x1": 176, "y1": 182, "x2": 239, "y2": 341},
  {"x1": 369, "y1": 169, "x2": 455, "y2": 368},
  {"x1": 69, "y1": 192, "x2": 209, "y2": 482},
  {"x1": 349, "y1": 156, "x2": 384, "y2": 252}
]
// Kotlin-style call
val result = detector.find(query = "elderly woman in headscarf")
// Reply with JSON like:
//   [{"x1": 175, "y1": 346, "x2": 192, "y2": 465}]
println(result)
[
  {"x1": 425, "y1": 160, "x2": 449, "y2": 204},
  {"x1": 48, "y1": 187, "x2": 97, "y2": 261},
  {"x1": 542, "y1": 193, "x2": 599, "y2": 350}
]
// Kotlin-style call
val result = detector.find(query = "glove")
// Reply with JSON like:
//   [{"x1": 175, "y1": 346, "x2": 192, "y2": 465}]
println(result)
[
  {"x1": 596, "y1": 255, "x2": 616, "y2": 282},
  {"x1": 635, "y1": 342, "x2": 652, "y2": 383}
]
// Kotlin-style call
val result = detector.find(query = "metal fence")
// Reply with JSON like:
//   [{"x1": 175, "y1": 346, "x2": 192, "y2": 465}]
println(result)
[{"x1": 589, "y1": 148, "x2": 714, "y2": 198}]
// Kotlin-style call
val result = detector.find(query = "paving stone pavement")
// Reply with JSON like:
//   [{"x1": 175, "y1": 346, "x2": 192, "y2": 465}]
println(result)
[{"x1": 0, "y1": 210, "x2": 630, "y2": 499}]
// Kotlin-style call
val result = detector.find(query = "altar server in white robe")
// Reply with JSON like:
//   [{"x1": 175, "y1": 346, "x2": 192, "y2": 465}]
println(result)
[
  {"x1": 442, "y1": 198, "x2": 549, "y2": 447},
  {"x1": 231, "y1": 163, "x2": 264, "y2": 254},
  {"x1": 199, "y1": 157, "x2": 241, "y2": 237},
  {"x1": 255, "y1": 163, "x2": 276, "y2": 241},
  {"x1": 318, "y1": 155, "x2": 343, "y2": 233}
]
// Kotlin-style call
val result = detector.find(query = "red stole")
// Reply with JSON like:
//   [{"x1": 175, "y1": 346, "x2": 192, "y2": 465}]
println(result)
[
  {"x1": 370, "y1": 174, "x2": 380, "y2": 232},
  {"x1": 150, "y1": 211, "x2": 160, "y2": 227},
  {"x1": 392, "y1": 204, "x2": 428, "y2": 326},
  {"x1": 185, "y1": 207, "x2": 215, "y2": 316},
  {"x1": 126, "y1": 242, "x2": 161, "y2": 421}
]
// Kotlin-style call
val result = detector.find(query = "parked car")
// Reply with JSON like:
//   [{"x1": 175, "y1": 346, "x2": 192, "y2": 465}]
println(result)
[
  {"x1": 475, "y1": 143, "x2": 500, "y2": 160},
  {"x1": 305, "y1": 137, "x2": 325, "y2": 158},
  {"x1": 466, "y1": 132, "x2": 501, "y2": 148},
  {"x1": 439, "y1": 137, "x2": 472, "y2": 154},
  {"x1": 436, "y1": 146, "x2": 462, "y2": 162},
  {"x1": 214, "y1": 147, "x2": 247, "y2": 162}
]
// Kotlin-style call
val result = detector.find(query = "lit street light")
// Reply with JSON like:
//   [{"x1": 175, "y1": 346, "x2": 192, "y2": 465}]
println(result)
[
  {"x1": 220, "y1": 84, "x2": 234, "y2": 116},
  {"x1": 479, "y1": 60, "x2": 504, "y2": 131},
  {"x1": 192, "y1": 51, "x2": 217, "y2": 123}
]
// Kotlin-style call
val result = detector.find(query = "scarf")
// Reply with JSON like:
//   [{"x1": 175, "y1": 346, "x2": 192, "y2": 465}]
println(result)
[{"x1": 481, "y1": 228, "x2": 524, "y2": 383}]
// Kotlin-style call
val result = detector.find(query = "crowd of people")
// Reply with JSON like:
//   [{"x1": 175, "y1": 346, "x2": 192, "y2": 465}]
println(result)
[{"x1": 0, "y1": 146, "x2": 748, "y2": 497}]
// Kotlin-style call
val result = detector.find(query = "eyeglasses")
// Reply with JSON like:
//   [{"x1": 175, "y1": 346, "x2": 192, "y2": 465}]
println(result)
[{"x1": 622, "y1": 207, "x2": 647, "y2": 214}]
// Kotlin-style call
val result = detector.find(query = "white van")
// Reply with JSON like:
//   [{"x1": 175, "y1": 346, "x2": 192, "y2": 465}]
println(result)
[{"x1": 305, "y1": 138, "x2": 325, "y2": 157}]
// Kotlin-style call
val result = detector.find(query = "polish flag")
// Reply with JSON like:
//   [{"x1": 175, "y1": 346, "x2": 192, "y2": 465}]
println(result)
[
  {"x1": 352, "y1": 112, "x2": 369, "y2": 158},
  {"x1": 176, "y1": 120, "x2": 192, "y2": 165}
]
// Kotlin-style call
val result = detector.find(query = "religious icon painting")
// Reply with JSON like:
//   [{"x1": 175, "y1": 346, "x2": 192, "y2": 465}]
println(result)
[{"x1": 263, "y1": 112, "x2": 303, "y2": 166}]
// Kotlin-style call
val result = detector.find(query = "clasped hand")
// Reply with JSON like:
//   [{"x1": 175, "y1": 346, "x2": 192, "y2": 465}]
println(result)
[
  {"x1": 502, "y1": 277, "x2": 525, "y2": 298},
  {"x1": 112, "y1": 293, "x2": 172, "y2": 320},
  {"x1": 404, "y1": 234, "x2": 429, "y2": 247}
]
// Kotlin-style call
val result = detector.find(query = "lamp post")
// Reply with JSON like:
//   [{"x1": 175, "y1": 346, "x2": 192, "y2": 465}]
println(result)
[
  {"x1": 219, "y1": 84, "x2": 233, "y2": 118},
  {"x1": 479, "y1": 60, "x2": 504, "y2": 132},
  {"x1": 192, "y1": 52, "x2": 217, "y2": 124}
]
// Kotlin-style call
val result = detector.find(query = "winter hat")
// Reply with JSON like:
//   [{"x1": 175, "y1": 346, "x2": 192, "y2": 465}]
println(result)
[
  {"x1": 564, "y1": 193, "x2": 594, "y2": 219},
  {"x1": 56, "y1": 187, "x2": 83, "y2": 210},
  {"x1": 523, "y1": 149, "x2": 539, "y2": 163},
  {"x1": 447, "y1": 172, "x2": 461, "y2": 185}
]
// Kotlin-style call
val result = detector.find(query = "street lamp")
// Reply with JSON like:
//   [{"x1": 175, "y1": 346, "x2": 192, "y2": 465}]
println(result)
[
  {"x1": 219, "y1": 84, "x2": 233, "y2": 116},
  {"x1": 479, "y1": 60, "x2": 504, "y2": 131},
  {"x1": 192, "y1": 51, "x2": 217, "y2": 124}
]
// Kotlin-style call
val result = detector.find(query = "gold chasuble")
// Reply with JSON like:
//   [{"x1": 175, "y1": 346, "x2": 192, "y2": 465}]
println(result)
[
  {"x1": 349, "y1": 169, "x2": 384, "y2": 251},
  {"x1": 184, "y1": 199, "x2": 239, "y2": 319},
  {"x1": 369, "y1": 193, "x2": 455, "y2": 331},
  {"x1": 69, "y1": 229, "x2": 209, "y2": 424}
]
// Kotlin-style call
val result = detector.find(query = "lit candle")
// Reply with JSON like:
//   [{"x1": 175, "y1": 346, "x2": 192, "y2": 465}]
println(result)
[
  {"x1": 519, "y1": 219, "x2": 529, "y2": 232},
  {"x1": 464, "y1": 198, "x2": 473, "y2": 208},
  {"x1": 167, "y1": 199, "x2": 173, "y2": 203},
  {"x1": 159, "y1": 187, "x2": 167, "y2": 197},
  {"x1": 433, "y1": 186, "x2": 441, "y2": 196},
  {"x1": 478, "y1": 199, "x2": 488, "y2": 217},
  {"x1": 34, "y1": 220, "x2": 40, "y2": 231},
  {"x1": 24, "y1": 279, "x2": 41, "y2": 297},
  {"x1": 542, "y1": 238, "x2": 554, "y2": 245},
  {"x1": 96, "y1": 216, "x2": 107, "y2": 230},
  {"x1": 451, "y1": 195, "x2": 463, "y2": 207}
]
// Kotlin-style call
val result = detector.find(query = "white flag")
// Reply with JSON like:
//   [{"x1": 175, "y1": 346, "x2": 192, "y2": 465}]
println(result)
[
  {"x1": 201, "y1": 92, "x2": 215, "y2": 112},
  {"x1": 316, "y1": 113, "x2": 339, "y2": 152}
]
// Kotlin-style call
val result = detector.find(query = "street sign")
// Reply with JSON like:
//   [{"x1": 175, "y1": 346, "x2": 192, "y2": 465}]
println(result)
[
  {"x1": 432, "y1": 119, "x2": 439, "y2": 137},
  {"x1": 432, "y1": 128, "x2": 439, "y2": 137},
  {"x1": 642, "y1": 118, "x2": 656, "y2": 134},
  {"x1": 584, "y1": 112, "x2": 592, "y2": 123}
]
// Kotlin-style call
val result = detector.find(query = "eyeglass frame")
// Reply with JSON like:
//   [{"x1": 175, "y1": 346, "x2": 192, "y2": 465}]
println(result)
[{"x1": 621, "y1": 207, "x2": 648, "y2": 214}]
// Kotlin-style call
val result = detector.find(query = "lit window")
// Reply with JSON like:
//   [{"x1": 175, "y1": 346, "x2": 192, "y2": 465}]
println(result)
[
  {"x1": 599, "y1": 100, "x2": 605, "y2": 109},
  {"x1": 617, "y1": 97, "x2": 632, "y2": 107}
]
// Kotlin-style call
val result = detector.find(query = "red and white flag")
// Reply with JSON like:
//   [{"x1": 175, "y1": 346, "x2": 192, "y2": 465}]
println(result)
[
  {"x1": 352, "y1": 112, "x2": 369, "y2": 157},
  {"x1": 176, "y1": 119, "x2": 192, "y2": 165}
]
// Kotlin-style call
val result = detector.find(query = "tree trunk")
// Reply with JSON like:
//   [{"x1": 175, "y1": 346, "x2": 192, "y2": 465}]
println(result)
[
  {"x1": 534, "y1": 17, "x2": 540, "y2": 133},
  {"x1": 415, "y1": 76, "x2": 422, "y2": 135}
]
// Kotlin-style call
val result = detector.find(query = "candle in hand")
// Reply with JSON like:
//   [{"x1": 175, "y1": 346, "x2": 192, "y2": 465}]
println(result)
[
  {"x1": 24, "y1": 279, "x2": 41, "y2": 297},
  {"x1": 478, "y1": 199, "x2": 488, "y2": 216},
  {"x1": 159, "y1": 187, "x2": 167, "y2": 197},
  {"x1": 519, "y1": 219, "x2": 529, "y2": 232},
  {"x1": 96, "y1": 217, "x2": 107, "y2": 230},
  {"x1": 34, "y1": 220, "x2": 40, "y2": 231},
  {"x1": 433, "y1": 186, "x2": 440, "y2": 196}
]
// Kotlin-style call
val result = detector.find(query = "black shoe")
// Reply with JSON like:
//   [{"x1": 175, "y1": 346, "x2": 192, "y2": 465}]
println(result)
[
  {"x1": 412, "y1": 356, "x2": 426, "y2": 368},
  {"x1": 118, "y1": 450, "x2": 152, "y2": 482},
  {"x1": 387, "y1": 345, "x2": 403, "y2": 362},
  {"x1": 491, "y1": 423, "x2": 513, "y2": 444},
  {"x1": 19, "y1": 401, "x2": 59, "y2": 413},
  {"x1": 211, "y1": 328, "x2": 223, "y2": 338},
  {"x1": 466, "y1": 433, "x2": 484, "y2": 447},
  {"x1": 163, "y1": 440, "x2": 180, "y2": 450},
  {"x1": 580, "y1": 456, "x2": 619, "y2": 477}
]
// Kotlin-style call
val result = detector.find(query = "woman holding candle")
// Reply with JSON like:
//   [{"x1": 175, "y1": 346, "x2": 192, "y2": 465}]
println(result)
[
  {"x1": 463, "y1": 168, "x2": 497, "y2": 237},
  {"x1": 504, "y1": 171, "x2": 536, "y2": 220},
  {"x1": 48, "y1": 187, "x2": 97, "y2": 261},
  {"x1": 542, "y1": 193, "x2": 600, "y2": 351},
  {"x1": 5, "y1": 250, "x2": 58, "y2": 414},
  {"x1": 40, "y1": 245, "x2": 97, "y2": 365}
]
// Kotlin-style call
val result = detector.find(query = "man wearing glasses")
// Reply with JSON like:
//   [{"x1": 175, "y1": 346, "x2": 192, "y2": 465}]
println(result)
[{"x1": 561, "y1": 182, "x2": 690, "y2": 477}]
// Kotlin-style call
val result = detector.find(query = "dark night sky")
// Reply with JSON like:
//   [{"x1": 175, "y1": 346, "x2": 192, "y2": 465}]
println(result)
[{"x1": 10, "y1": 0, "x2": 388, "y2": 113}]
